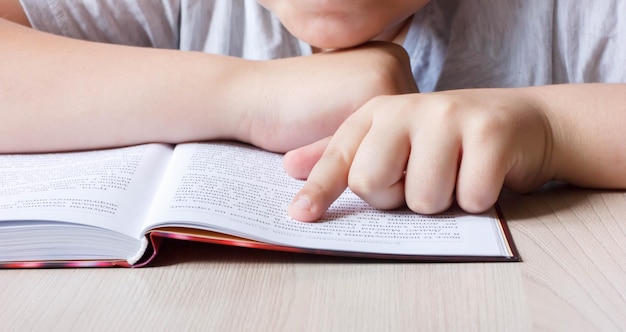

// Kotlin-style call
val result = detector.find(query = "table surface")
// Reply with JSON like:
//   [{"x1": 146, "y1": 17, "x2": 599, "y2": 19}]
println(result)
[{"x1": 2, "y1": 186, "x2": 625, "y2": 331}]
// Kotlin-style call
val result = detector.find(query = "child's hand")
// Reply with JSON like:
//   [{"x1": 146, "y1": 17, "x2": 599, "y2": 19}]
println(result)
[
  {"x1": 235, "y1": 41, "x2": 417, "y2": 153},
  {"x1": 284, "y1": 88, "x2": 556, "y2": 222}
]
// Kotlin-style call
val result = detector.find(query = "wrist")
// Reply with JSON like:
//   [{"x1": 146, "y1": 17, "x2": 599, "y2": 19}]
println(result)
[
  {"x1": 520, "y1": 85, "x2": 575, "y2": 185},
  {"x1": 158, "y1": 53, "x2": 259, "y2": 145}
]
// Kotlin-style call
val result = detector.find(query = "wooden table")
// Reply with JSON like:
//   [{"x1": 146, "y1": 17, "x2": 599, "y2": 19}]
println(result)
[{"x1": 2, "y1": 186, "x2": 625, "y2": 331}]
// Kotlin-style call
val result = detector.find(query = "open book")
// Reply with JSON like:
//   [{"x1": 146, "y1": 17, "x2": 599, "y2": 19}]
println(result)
[{"x1": 0, "y1": 142, "x2": 519, "y2": 268}]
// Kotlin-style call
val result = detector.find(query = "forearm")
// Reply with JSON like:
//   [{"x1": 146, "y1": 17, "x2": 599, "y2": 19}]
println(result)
[
  {"x1": 528, "y1": 83, "x2": 626, "y2": 188},
  {"x1": 1, "y1": 17, "x2": 417, "y2": 155},
  {"x1": 0, "y1": 18, "x2": 254, "y2": 153}
]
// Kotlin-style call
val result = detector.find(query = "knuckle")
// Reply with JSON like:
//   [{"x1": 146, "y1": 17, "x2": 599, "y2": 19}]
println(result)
[
  {"x1": 347, "y1": 170, "x2": 381, "y2": 198},
  {"x1": 456, "y1": 191, "x2": 496, "y2": 214},
  {"x1": 421, "y1": 96, "x2": 464, "y2": 127},
  {"x1": 426, "y1": 95, "x2": 509, "y2": 141},
  {"x1": 471, "y1": 113, "x2": 507, "y2": 140},
  {"x1": 436, "y1": 97, "x2": 463, "y2": 118},
  {"x1": 320, "y1": 146, "x2": 352, "y2": 171},
  {"x1": 405, "y1": 192, "x2": 452, "y2": 215},
  {"x1": 361, "y1": 94, "x2": 415, "y2": 120}
]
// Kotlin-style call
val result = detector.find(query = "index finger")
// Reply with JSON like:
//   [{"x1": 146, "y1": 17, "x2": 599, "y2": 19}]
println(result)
[{"x1": 288, "y1": 113, "x2": 371, "y2": 222}]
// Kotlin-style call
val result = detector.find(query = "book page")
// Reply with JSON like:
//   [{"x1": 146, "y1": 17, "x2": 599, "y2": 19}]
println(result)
[
  {"x1": 0, "y1": 144, "x2": 173, "y2": 239},
  {"x1": 146, "y1": 142, "x2": 511, "y2": 257}
]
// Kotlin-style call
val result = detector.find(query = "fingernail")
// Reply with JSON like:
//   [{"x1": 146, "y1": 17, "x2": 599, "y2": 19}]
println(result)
[{"x1": 291, "y1": 196, "x2": 312, "y2": 211}]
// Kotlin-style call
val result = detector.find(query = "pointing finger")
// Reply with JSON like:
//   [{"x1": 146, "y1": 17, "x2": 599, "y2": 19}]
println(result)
[{"x1": 288, "y1": 113, "x2": 371, "y2": 222}]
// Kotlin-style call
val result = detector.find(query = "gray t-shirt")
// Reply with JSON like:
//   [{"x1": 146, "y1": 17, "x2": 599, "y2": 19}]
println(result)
[
  {"x1": 20, "y1": 0, "x2": 626, "y2": 92},
  {"x1": 19, "y1": 0, "x2": 311, "y2": 59},
  {"x1": 406, "y1": 0, "x2": 626, "y2": 92}
]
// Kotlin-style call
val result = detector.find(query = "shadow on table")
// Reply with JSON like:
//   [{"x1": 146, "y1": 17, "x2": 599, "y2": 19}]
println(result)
[
  {"x1": 498, "y1": 181, "x2": 623, "y2": 221},
  {"x1": 147, "y1": 238, "x2": 386, "y2": 267}
]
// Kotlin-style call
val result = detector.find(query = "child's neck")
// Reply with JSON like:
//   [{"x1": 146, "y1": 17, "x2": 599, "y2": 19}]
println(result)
[{"x1": 376, "y1": 15, "x2": 413, "y2": 46}]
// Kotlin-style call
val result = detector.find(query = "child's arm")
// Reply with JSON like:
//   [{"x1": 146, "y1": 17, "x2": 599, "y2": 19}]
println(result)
[
  {"x1": 285, "y1": 83, "x2": 626, "y2": 221},
  {"x1": 0, "y1": 17, "x2": 416, "y2": 153},
  {"x1": 0, "y1": 18, "x2": 247, "y2": 153}
]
